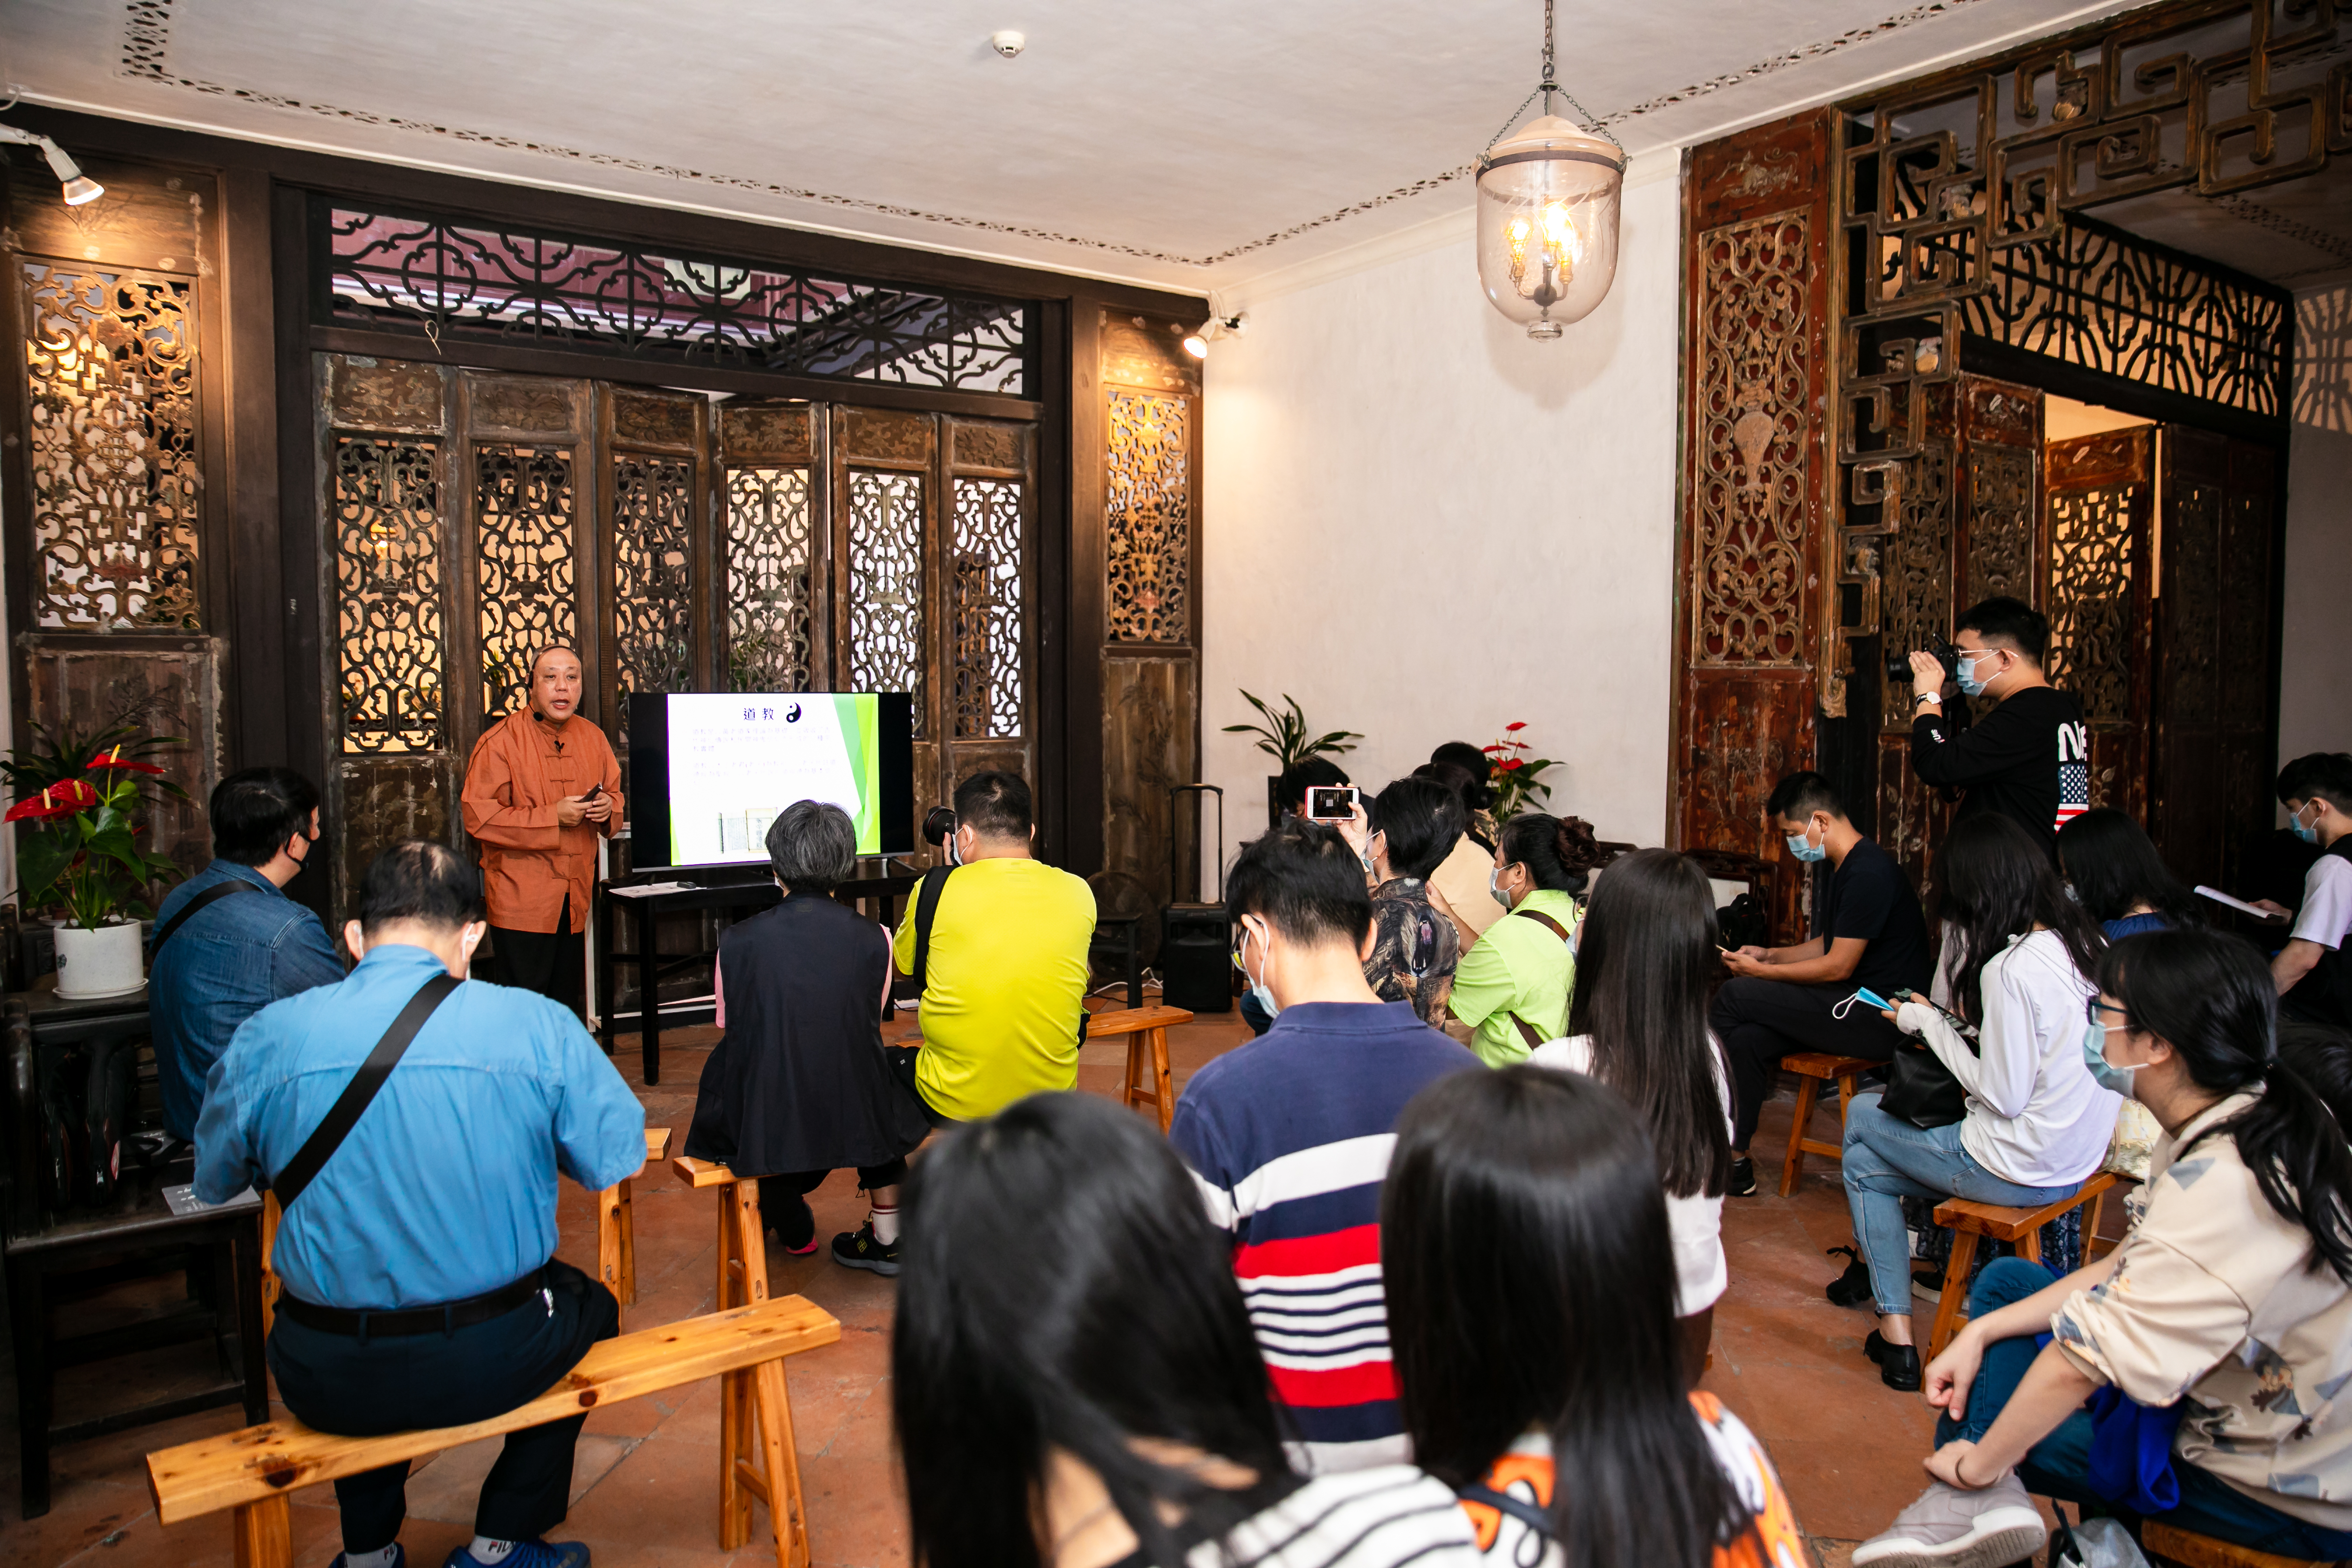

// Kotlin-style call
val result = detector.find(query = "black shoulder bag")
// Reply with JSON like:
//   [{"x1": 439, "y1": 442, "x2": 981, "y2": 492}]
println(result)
[
  {"x1": 148, "y1": 879, "x2": 259, "y2": 954},
  {"x1": 1879, "y1": 993, "x2": 1978, "y2": 1130},
  {"x1": 270, "y1": 972, "x2": 461, "y2": 1210}
]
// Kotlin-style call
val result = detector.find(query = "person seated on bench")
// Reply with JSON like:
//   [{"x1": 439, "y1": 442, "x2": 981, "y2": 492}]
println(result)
[
  {"x1": 1172, "y1": 818, "x2": 1477, "y2": 1473},
  {"x1": 1239, "y1": 758, "x2": 1358, "y2": 1038},
  {"x1": 2260, "y1": 751, "x2": 2352, "y2": 1027},
  {"x1": 688, "y1": 801, "x2": 928, "y2": 1277},
  {"x1": 194, "y1": 840, "x2": 647, "y2": 1568},
  {"x1": 1415, "y1": 759, "x2": 1508, "y2": 949},
  {"x1": 891, "y1": 770, "x2": 1094, "y2": 1126},
  {"x1": 1712, "y1": 771, "x2": 1934, "y2": 1196},
  {"x1": 148, "y1": 766, "x2": 344, "y2": 1142},
  {"x1": 1829, "y1": 813, "x2": 2116, "y2": 1393},
  {"x1": 2057, "y1": 806, "x2": 2204, "y2": 941},
  {"x1": 1528, "y1": 849, "x2": 1736, "y2": 1370},
  {"x1": 1380, "y1": 1066, "x2": 1805, "y2": 1566},
  {"x1": 1444, "y1": 811, "x2": 1604, "y2": 1065},
  {"x1": 894, "y1": 1091, "x2": 1481, "y2": 1568},
  {"x1": 1853, "y1": 931, "x2": 2352, "y2": 1568}
]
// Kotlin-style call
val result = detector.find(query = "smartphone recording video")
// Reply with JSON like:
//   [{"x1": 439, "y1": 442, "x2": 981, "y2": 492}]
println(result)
[{"x1": 1304, "y1": 785, "x2": 1360, "y2": 823}]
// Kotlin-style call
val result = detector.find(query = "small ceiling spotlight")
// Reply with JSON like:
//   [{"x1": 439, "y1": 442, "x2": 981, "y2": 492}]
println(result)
[
  {"x1": 0, "y1": 123, "x2": 104, "y2": 205},
  {"x1": 990, "y1": 30, "x2": 1026, "y2": 57},
  {"x1": 1181, "y1": 313, "x2": 1246, "y2": 359}
]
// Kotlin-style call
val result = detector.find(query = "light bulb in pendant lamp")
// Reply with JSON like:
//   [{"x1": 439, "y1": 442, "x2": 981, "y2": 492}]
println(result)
[{"x1": 1475, "y1": 115, "x2": 1622, "y2": 340}]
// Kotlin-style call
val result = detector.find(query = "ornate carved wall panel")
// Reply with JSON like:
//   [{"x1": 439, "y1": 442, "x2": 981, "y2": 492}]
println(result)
[
  {"x1": 474, "y1": 443, "x2": 579, "y2": 721},
  {"x1": 20, "y1": 260, "x2": 203, "y2": 630},
  {"x1": 719, "y1": 401, "x2": 813, "y2": 465},
  {"x1": 1692, "y1": 214, "x2": 1814, "y2": 666},
  {"x1": 335, "y1": 755, "x2": 454, "y2": 922},
  {"x1": 2045, "y1": 428, "x2": 2153, "y2": 823},
  {"x1": 1105, "y1": 390, "x2": 1191, "y2": 645},
  {"x1": 1876, "y1": 431, "x2": 1954, "y2": 732},
  {"x1": 723, "y1": 465, "x2": 816, "y2": 693},
  {"x1": 847, "y1": 469, "x2": 926, "y2": 722},
  {"x1": 333, "y1": 435, "x2": 446, "y2": 753},
  {"x1": 1103, "y1": 655, "x2": 1198, "y2": 928},
  {"x1": 951, "y1": 478, "x2": 1025, "y2": 740},
  {"x1": 21, "y1": 637, "x2": 219, "y2": 875},
  {"x1": 609, "y1": 453, "x2": 696, "y2": 735}
]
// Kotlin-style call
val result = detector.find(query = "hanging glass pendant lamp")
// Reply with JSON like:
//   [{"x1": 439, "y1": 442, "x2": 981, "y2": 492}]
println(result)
[{"x1": 1475, "y1": 0, "x2": 1625, "y2": 340}]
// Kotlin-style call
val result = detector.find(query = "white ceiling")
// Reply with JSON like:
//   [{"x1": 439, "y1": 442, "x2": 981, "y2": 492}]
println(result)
[{"x1": 5, "y1": 0, "x2": 2283, "y2": 299}]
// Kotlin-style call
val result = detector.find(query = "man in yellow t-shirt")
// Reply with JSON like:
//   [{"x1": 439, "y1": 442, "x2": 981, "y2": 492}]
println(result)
[{"x1": 891, "y1": 772, "x2": 1096, "y2": 1123}]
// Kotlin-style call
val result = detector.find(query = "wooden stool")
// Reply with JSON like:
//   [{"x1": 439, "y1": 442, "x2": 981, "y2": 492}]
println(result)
[
  {"x1": 1084, "y1": 1005, "x2": 1194, "y2": 1134},
  {"x1": 673, "y1": 1155, "x2": 816, "y2": 1566},
  {"x1": 1778, "y1": 1053, "x2": 1875, "y2": 1196},
  {"x1": 2141, "y1": 1519, "x2": 2328, "y2": 1568},
  {"x1": 1925, "y1": 1172, "x2": 2118, "y2": 1358}
]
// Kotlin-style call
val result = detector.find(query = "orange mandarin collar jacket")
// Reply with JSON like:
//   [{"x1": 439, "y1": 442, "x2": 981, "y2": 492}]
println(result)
[{"x1": 460, "y1": 709, "x2": 623, "y2": 935}]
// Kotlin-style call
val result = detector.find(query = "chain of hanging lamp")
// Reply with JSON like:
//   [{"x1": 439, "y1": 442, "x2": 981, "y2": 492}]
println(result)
[{"x1": 1482, "y1": 0, "x2": 1624, "y2": 154}]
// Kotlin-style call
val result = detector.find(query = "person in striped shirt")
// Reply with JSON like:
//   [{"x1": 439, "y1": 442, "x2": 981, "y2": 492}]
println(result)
[{"x1": 1171, "y1": 818, "x2": 1479, "y2": 1474}]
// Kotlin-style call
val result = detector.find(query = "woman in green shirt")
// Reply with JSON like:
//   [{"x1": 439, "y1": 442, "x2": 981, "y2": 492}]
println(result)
[{"x1": 1447, "y1": 813, "x2": 1607, "y2": 1066}]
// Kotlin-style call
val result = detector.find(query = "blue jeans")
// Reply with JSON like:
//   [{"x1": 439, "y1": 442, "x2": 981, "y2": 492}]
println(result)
[
  {"x1": 1842, "y1": 1090, "x2": 2079, "y2": 1316},
  {"x1": 1942, "y1": 1259, "x2": 2352, "y2": 1561}
]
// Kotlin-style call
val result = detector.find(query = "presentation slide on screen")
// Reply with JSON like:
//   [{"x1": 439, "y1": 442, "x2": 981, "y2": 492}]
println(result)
[{"x1": 662, "y1": 693, "x2": 885, "y2": 863}]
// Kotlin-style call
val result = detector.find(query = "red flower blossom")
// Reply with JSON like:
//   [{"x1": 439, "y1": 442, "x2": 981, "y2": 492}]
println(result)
[
  {"x1": 89, "y1": 746, "x2": 166, "y2": 777},
  {"x1": 1499, "y1": 758, "x2": 1524, "y2": 771},
  {"x1": 6, "y1": 779, "x2": 99, "y2": 821},
  {"x1": 1505, "y1": 721, "x2": 1527, "y2": 732}
]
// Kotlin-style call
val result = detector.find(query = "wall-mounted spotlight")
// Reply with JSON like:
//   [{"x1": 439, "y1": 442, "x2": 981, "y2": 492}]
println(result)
[
  {"x1": 1181, "y1": 313, "x2": 1246, "y2": 359},
  {"x1": 0, "y1": 124, "x2": 104, "y2": 205}
]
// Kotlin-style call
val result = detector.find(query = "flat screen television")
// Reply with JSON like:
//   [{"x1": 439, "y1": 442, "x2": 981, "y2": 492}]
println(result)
[{"x1": 628, "y1": 692, "x2": 915, "y2": 870}]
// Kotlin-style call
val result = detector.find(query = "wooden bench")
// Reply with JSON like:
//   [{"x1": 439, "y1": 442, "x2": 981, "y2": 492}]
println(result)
[
  {"x1": 257, "y1": 1126, "x2": 675, "y2": 1335},
  {"x1": 2142, "y1": 1519, "x2": 2328, "y2": 1568},
  {"x1": 145, "y1": 1293, "x2": 839, "y2": 1568},
  {"x1": 671, "y1": 1155, "x2": 830, "y2": 1560},
  {"x1": 1085, "y1": 1005, "x2": 1194, "y2": 1134},
  {"x1": 1925, "y1": 1172, "x2": 2119, "y2": 1358},
  {"x1": 1777, "y1": 1053, "x2": 1876, "y2": 1197}
]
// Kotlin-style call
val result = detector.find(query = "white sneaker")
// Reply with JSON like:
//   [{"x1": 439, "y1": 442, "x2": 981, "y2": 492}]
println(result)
[{"x1": 1850, "y1": 1475, "x2": 2044, "y2": 1568}]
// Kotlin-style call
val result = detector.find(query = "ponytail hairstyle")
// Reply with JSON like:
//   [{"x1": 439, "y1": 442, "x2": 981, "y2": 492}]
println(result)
[
  {"x1": 1384, "y1": 1068, "x2": 1754, "y2": 1568},
  {"x1": 1499, "y1": 812, "x2": 1609, "y2": 897},
  {"x1": 2101, "y1": 931, "x2": 2352, "y2": 1284},
  {"x1": 1935, "y1": 813, "x2": 2106, "y2": 1026},
  {"x1": 2056, "y1": 808, "x2": 2203, "y2": 929}
]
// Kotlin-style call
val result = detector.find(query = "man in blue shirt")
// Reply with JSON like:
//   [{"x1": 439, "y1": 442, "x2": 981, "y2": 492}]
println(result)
[
  {"x1": 148, "y1": 767, "x2": 344, "y2": 1140},
  {"x1": 197, "y1": 840, "x2": 645, "y2": 1568}
]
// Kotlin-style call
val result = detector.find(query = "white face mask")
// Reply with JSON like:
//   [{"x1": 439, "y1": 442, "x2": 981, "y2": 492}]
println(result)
[
  {"x1": 1241, "y1": 922, "x2": 1279, "y2": 1018},
  {"x1": 1489, "y1": 863, "x2": 1516, "y2": 910}
]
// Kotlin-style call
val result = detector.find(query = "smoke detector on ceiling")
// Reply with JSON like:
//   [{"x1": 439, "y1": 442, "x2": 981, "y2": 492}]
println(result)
[{"x1": 990, "y1": 30, "x2": 1026, "y2": 57}]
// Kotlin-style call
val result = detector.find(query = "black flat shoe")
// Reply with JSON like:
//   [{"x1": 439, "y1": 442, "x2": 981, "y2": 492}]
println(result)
[
  {"x1": 1825, "y1": 1245, "x2": 1874, "y2": 1308},
  {"x1": 1726, "y1": 1156, "x2": 1757, "y2": 1197},
  {"x1": 1866, "y1": 1330, "x2": 1922, "y2": 1391}
]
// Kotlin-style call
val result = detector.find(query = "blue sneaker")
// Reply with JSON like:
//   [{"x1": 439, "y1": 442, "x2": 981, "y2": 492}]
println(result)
[
  {"x1": 442, "y1": 1543, "x2": 589, "y2": 1568},
  {"x1": 331, "y1": 1548, "x2": 406, "y2": 1568}
]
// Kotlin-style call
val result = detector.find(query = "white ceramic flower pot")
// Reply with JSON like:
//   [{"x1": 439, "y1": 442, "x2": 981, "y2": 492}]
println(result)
[{"x1": 55, "y1": 920, "x2": 147, "y2": 999}]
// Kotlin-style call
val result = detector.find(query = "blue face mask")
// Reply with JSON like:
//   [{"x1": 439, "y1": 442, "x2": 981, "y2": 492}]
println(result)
[
  {"x1": 2084, "y1": 1021, "x2": 2136, "y2": 1098},
  {"x1": 1786, "y1": 822, "x2": 1828, "y2": 864},
  {"x1": 2292, "y1": 803, "x2": 2321, "y2": 845},
  {"x1": 1957, "y1": 651, "x2": 1996, "y2": 698}
]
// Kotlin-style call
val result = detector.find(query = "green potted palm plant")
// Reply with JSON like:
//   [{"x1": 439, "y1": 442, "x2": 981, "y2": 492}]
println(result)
[
  {"x1": 4, "y1": 720, "x2": 188, "y2": 998},
  {"x1": 1223, "y1": 691, "x2": 1362, "y2": 827}
]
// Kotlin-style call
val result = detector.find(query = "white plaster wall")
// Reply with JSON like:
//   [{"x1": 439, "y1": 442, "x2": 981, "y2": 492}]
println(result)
[
  {"x1": 2281, "y1": 281, "x2": 2352, "y2": 772},
  {"x1": 1198, "y1": 168, "x2": 1683, "y2": 862}
]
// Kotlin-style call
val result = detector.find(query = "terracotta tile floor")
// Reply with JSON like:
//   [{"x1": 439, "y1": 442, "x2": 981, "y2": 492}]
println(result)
[{"x1": 4, "y1": 1008, "x2": 2073, "y2": 1567}]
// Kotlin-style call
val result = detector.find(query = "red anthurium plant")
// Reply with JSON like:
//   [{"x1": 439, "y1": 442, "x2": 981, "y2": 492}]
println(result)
[
  {"x1": 1, "y1": 719, "x2": 189, "y2": 931},
  {"x1": 1481, "y1": 722, "x2": 1561, "y2": 825}
]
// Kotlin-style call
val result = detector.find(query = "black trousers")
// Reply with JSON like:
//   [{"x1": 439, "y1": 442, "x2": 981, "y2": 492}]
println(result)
[
  {"x1": 493, "y1": 894, "x2": 583, "y2": 1015},
  {"x1": 758, "y1": 1161, "x2": 910, "y2": 1250},
  {"x1": 267, "y1": 1259, "x2": 619, "y2": 1552},
  {"x1": 1711, "y1": 976, "x2": 1905, "y2": 1150}
]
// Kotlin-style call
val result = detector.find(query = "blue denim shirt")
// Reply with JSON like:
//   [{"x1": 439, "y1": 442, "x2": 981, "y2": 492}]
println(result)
[
  {"x1": 194, "y1": 945, "x2": 646, "y2": 1309},
  {"x1": 147, "y1": 860, "x2": 345, "y2": 1140}
]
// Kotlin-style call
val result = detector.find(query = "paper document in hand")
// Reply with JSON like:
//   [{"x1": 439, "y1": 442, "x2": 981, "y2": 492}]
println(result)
[{"x1": 2195, "y1": 886, "x2": 2282, "y2": 919}]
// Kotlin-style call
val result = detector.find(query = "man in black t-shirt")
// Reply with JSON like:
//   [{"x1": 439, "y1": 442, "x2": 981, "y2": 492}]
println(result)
[
  {"x1": 1710, "y1": 772, "x2": 1933, "y2": 1197},
  {"x1": 1908, "y1": 595, "x2": 2088, "y2": 863}
]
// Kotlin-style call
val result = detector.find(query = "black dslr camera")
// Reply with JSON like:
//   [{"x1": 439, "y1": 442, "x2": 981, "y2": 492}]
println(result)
[
  {"x1": 1887, "y1": 631, "x2": 1959, "y2": 688},
  {"x1": 921, "y1": 806, "x2": 957, "y2": 847}
]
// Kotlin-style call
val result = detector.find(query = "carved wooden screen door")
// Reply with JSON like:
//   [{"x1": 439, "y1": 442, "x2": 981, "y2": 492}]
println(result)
[
  {"x1": 2043, "y1": 428, "x2": 2154, "y2": 833},
  {"x1": 321, "y1": 355, "x2": 1036, "y2": 917}
]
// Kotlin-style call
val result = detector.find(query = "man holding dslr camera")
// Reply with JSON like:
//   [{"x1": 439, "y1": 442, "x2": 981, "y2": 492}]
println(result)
[{"x1": 1905, "y1": 596, "x2": 2088, "y2": 862}]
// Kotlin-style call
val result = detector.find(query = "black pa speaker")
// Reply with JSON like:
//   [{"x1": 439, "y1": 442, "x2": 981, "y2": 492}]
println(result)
[{"x1": 1162, "y1": 783, "x2": 1232, "y2": 1013}]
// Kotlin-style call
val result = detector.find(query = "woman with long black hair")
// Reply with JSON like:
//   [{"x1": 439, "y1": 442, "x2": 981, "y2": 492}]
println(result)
[
  {"x1": 893, "y1": 1092, "x2": 1478, "y2": 1568},
  {"x1": 1526, "y1": 848, "x2": 1734, "y2": 1370},
  {"x1": 1383, "y1": 1067, "x2": 1805, "y2": 1568},
  {"x1": 1829, "y1": 813, "x2": 2118, "y2": 1391},
  {"x1": 2056, "y1": 806, "x2": 2204, "y2": 939},
  {"x1": 1853, "y1": 930, "x2": 2352, "y2": 1566}
]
